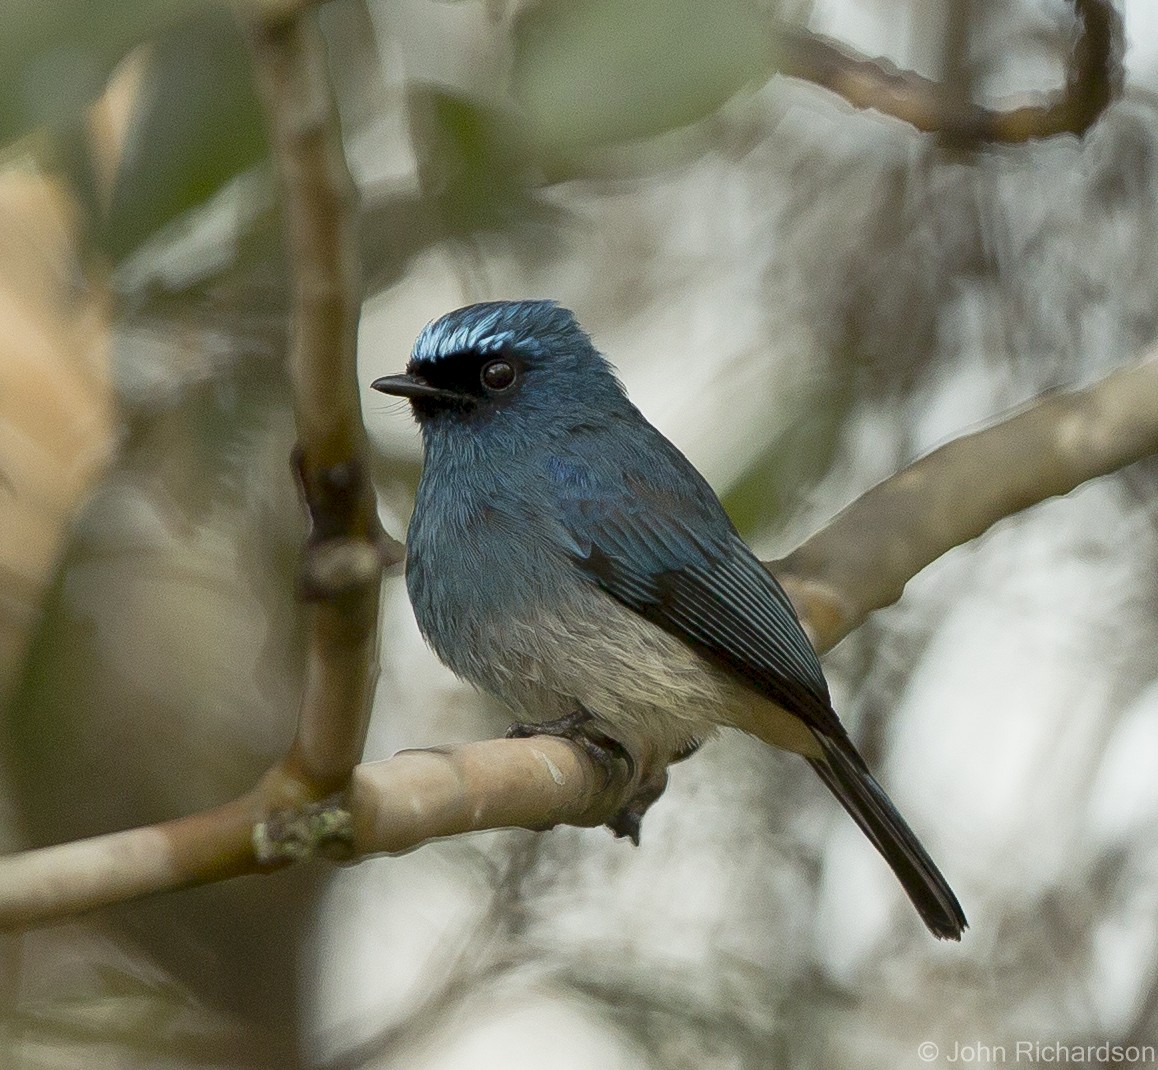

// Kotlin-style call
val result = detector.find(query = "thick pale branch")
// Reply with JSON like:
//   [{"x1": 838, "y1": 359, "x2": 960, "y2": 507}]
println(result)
[
  {"x1": 776, "y1": 0, "x2": 1123, "y2": 143},
  {"x1": 348, "y1": 738, "x2": 627, "y2": 853},
  {"x1": 0, "y1": 739, "x2": 626, "y2": 930},
  {"x1": 773, "y1": 351, "x2": 1158, "y2": 654}
]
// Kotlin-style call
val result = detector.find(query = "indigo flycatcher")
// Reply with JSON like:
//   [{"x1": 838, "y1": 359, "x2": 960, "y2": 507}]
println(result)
[{"x1": 372, "y1": 300, "x2": 966, "y2": 940}]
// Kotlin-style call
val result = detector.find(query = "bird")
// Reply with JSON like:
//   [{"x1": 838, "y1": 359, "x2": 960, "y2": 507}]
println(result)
[{"x1": 371, "y1": 299, "x2": 966, "y2": 940}]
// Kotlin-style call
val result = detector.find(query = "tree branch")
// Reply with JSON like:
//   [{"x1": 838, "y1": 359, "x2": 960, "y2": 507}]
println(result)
[
  {"x1": 0, "y1": 738, "x2": 616, "y2": 930},
  {"x1": 247, "y1": 11, "x2": 398, "y2": 800},
  {"x1": 346, "y1": 738, "x2": 627, "y2": 851},
  {"x1": 776, "y1": 0, "x2": 1124, "y2": 143},
  {"x1": 774, "y1": 350, "x2": 1158, "y2": 654},
  {"x1": 5, "y1": 346, "x2": 1158, "y2": 931},
  {"x1": 0, "y1": 797, "x2": 258, "y2": 930}
]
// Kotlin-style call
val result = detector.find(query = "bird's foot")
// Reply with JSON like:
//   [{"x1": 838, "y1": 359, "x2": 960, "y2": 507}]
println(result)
[
  {"x1": 605, "y1": 737, "x2": 705, "y2": 843},
  {"x1": 507, "y1": 706, "x2": 598, "y2": 741},
  {"x1": 506, "y1": 709, "x2": 695, "y2": 846},
  {"x1": 604, "y1": 768, "x2": 668, "y2": 846},
  {"x1": 507, "y1": 707, "x2": 635, "y2": 783}
]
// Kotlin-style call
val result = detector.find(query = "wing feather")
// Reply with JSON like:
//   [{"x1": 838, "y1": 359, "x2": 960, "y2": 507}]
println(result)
[{"x1": 561, "y1": 489, "x2": 838, "y2": 735}]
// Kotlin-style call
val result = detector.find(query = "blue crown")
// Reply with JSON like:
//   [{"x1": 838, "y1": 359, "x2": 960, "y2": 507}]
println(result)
[{"x1": 411, "y1": 300, "x2": 583, "y2": 364}]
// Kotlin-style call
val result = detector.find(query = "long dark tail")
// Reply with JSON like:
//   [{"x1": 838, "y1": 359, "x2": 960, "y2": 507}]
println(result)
[{"x1": 808, "y1": 732, "x2": 967, "y2": 940}]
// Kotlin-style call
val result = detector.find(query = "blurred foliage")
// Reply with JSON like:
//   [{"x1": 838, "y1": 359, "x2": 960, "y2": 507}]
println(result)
[
  {"x1": 101, "y1": 13, "x2": 267, "y2": 261},
  {"x1": 3, "y1": 0, "x2": 793, "y2": 273},
  {"x1": 512, "y1": 0, "x2": 775, "y2": 167},
  {"x1": 0, "y1": 0, "x2": 212, "y2": 146},
  {"x1": 5, "y1": 7, "x2": 266, "y2": 268},
  {"x1": 722, "y1": 371, "x2": 853, "y2": 538},
  {"x1": 0, "y1": 172, "x2": 116, "y2": 709},
  {"x1": 7, "y1": 348, "x2": 304, "y2": 831},
  {"x1": 7, "y1": 933, "x2": 266, "y2": 1068},
  {"x1": 4, "y1": 354, "x2": 317, "y2": 1064},
  {"x1": 407, "y1": 85, "x2": 542, "y2": 237}
]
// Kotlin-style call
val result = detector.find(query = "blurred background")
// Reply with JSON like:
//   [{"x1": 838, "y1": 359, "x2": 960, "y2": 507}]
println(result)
[{"x1": 3, "y1": 0, "x2": 1158, "y2": 1066}]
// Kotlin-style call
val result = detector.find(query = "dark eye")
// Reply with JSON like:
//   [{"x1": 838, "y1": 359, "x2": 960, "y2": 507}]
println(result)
[{"x1": 481, "y1": 358, "x2": 516, "y2": 391}]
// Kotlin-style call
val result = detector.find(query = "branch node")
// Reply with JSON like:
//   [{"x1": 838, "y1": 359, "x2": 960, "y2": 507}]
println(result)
[
  {"x1": 254, "y1": 797, "x2": 355, "y2": 865},
  {"x1": 294, "y1": 450, "x2": 367, "y2": 541},
  {"x1": 301, "y1": 537, "x2": 383, "y2": 600}
]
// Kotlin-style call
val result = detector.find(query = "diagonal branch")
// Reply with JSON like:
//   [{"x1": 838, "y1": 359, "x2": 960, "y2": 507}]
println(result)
[
  {"x1": 4, "y1": 345, "x2": 1158, "y2": 930},
  {"x1": 773, "y1": 350, "x2": 1158, "y2": 654},
  {"x1": 776, "y1": 0, "x2": 1124, "y2": 143}
]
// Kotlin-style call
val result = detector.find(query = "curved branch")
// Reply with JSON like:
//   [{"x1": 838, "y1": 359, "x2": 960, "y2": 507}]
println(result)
[
  {"x1": 5, "y1": 347, "x2": 1158, "y2": 930},
  {"x1": 776, "y1": 0, "x2": 1124, "y2": 143}
]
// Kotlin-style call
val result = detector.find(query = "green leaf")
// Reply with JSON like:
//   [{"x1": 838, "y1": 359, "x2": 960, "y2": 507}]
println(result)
[
  {"x1": 0, "y1": 0, "x2": 212, "y2": 146},
  {"x1": 512, "y1": 0, "x2": 774, "y2": 162},
  {"x1": 721, "y1": 370, "x2": 852, "y2": 538},
  {"x1": 101, "y1": 14, "x2": 267, "y2": 260},
  {"x1": 407, "y1": 84, "x2": 544, "y2": 235}
]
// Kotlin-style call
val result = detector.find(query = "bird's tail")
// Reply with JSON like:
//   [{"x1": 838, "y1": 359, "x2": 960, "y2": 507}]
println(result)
[{"x1": 807, "y1": 731, "x2": 967, "y2": 940}]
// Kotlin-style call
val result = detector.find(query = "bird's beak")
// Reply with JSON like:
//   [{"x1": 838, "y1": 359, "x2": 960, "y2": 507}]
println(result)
[{"x1": 370, "y1": 373, "x2": 462, "y2": 402}]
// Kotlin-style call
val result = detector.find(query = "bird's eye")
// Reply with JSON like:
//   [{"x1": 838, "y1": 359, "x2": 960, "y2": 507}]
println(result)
[{"x1": 481, "y1": 358, "x2": 516, "y2": 391}]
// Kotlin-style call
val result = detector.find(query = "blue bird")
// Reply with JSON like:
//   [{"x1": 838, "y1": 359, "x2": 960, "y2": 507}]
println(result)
[{"x1": 372, "y1": 300, "x2": 966, "y2": 940}]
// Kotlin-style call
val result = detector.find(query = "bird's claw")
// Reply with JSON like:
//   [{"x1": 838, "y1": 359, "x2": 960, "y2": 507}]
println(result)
[
  {"x1": 506, "y1": 706, "x2": 597, "y2": 741},
  {"x1": 506, "y1": 707, "x2": 635, "y2": 784},
  {"x1": 506, "y1": 707, "x2": 683, "y2": 845},
  {"x1": 605, "y1": 768, "x2": 670, "y2": 845}
]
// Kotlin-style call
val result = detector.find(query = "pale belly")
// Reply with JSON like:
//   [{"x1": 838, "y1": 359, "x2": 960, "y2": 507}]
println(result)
[{"x1": 423, "y1": 575, "x2": 822, "y2": 764}]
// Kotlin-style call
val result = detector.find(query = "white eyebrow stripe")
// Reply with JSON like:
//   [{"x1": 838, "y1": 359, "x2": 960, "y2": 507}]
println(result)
[{"x1": 414, "y1": 324, "x2": 517, "y2": 362}]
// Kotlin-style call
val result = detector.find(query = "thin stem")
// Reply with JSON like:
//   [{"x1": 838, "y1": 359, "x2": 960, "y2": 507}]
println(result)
[
  {"x1": 249, "y1": 12, "x2": 390, "y2": 794},
  {"x1": 776, "y1": 0, "x2": 1123, "y2": 143}
]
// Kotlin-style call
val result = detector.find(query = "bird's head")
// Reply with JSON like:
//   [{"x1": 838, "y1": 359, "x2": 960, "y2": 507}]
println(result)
[{"x1": 371, "y1": 301, "x2": 629, "y2": 443}]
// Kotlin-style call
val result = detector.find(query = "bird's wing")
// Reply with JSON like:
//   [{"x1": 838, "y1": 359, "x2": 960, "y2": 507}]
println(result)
[
  {"x1": 558, "y1": 476, "x2": 968, "y2": 940},
  {"x1": 558, "y1": 485, "x2": 841, "y2": 736}
]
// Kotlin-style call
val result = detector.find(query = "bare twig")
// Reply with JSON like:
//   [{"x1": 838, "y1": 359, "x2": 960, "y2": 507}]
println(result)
[
  {"x1": 776, "y1": 0, "x2": 1124, "y2": 143},
  {"x1": 4, "y1": 348, "x2": 1158, "y2": 930},
  {"x1": 0, "y1": 796, "x2": 258, "y2": 930}
]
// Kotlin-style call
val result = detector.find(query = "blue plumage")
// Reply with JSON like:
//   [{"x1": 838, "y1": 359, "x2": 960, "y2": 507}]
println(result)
[
  {"x1": 371, "y1": 300, "x2": 966, "y2": 940},
  {"x1": 412, "y1": 299, "x2": 567, "y2": 363}
]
